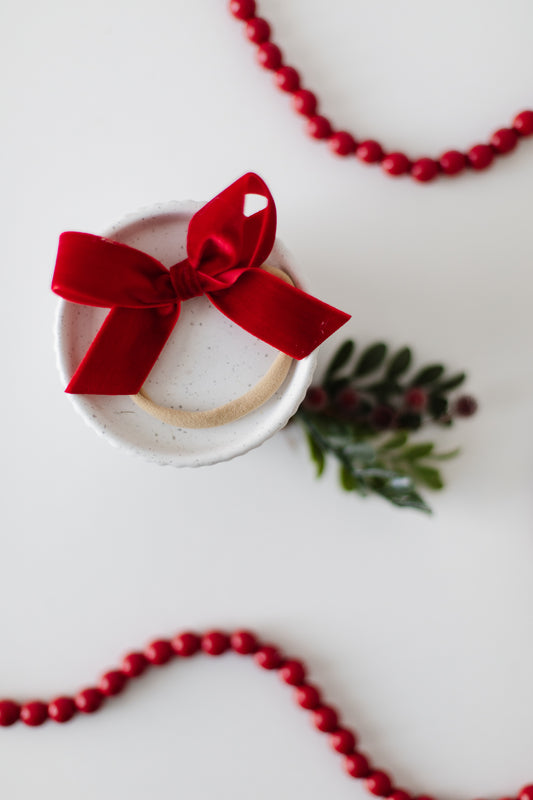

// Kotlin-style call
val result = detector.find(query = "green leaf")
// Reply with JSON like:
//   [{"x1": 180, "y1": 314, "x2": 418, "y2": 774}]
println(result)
[
  {"x1": 306, "y1": 432, "x2": 325, "y2": 477},
  {"x1": 339, "y1": 464, "x2": 358, "y2": 491},
  {"x1": 378, "y1": 486, "x2": 433, "y2": 513},
  {"x1": 433, "y1": 372, "x2": 466, "y2": 393},
  {"x1": 342, "y1": 442, "x2": 377, "y2": 463},
  {"x1": 386, "y1": 347, "x2": 412, "y2": 378},
  {"x1": 354, "y1": 342, "x2": 387, "y2": 377},
  {"x1": 428, "y1": 395, "x2": 448, "y2": 418},
  {"x1": 324, "y1": 340, "x2": 355, "y2": 382},
  {"x1": 403, "y1": 442, "x2": 435, "y2": 460},
  {"x1": 429, "y1": 448, "x2": 460, "y2": 461},
  {"x1": 378, "y1": 431, "x2": 409, "y2": 451},
  {"x1": 410, "y1": 364, "x2": 445, "y2": 386},
  {"x1": 411, "y1": 464, "x2": 444, "y2": 490}
]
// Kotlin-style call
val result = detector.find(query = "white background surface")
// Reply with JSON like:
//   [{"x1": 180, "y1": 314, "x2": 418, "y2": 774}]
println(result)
[{"x1": 1, "y1": 1, "x2": 533, "y2": 797}]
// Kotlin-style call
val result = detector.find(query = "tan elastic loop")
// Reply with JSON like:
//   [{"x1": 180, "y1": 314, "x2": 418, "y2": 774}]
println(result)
[{"x1": 130, "y1": 265, "x2": 295, "y2": 428}]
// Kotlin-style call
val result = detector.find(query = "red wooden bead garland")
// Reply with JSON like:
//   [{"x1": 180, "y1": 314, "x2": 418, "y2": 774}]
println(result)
[
  {"x1": 0, "y1": 626, "x2": 529, "y2": 800},
  {"x1": 228, "y1": 0, "x2": 532, "y2": 181}
]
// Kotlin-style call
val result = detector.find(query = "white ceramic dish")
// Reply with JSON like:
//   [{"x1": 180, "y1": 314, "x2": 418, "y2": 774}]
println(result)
[{"x1": 55, "y1": 201, "x2": 316, "y2": 467}]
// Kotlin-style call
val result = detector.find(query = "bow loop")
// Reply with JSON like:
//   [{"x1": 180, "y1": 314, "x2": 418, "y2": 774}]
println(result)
[{"x1": 52, "y1": 173, "x2": 350, "y2": 395}]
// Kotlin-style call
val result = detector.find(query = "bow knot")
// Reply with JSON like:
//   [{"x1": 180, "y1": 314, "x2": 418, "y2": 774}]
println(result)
[
  {"x1": 169, "y1": 259, "x2": 206, "y2": 302},
  {"x1": 52, "y1": 173, "x2": 350, "y2": 395}
]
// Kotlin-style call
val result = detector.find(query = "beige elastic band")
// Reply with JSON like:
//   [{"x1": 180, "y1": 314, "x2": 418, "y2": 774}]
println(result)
[{"x1": 130, "y1": 266, "x2": 295, "y2": 428}]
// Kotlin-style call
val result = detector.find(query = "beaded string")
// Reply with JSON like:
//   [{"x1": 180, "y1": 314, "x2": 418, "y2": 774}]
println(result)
[
  {"x1": 228, "y1": 0, "x2": 533, "y2": 182},
  {"x1": 1, "y1": 628, "x2": 531, "y2": 800}
]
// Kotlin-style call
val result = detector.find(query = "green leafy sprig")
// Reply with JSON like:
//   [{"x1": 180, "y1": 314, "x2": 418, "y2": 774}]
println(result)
[{"x1": 293, "y1": 340, "x2": 478, "y2": 513}]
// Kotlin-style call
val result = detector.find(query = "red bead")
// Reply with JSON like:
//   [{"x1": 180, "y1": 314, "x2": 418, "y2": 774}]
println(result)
[
  {"x1": 230, "y1": 630, "x2": 259, "y2": 655},
  {"x1": 229, "y1": 0, "x2": 256, "y2": 20},
  {"x1": 256, "y1": 42, "x2": 282, "y2": 71},
  {"x1": 356, "y1": 140, "x2": 384, "y2": 163},
  {"x1": 99, "y1": 670, "x2": 128, "y2": 697},
  {"x1": 292, "y1": 89, "x2": 318, "y2": 117},
  {"x1": 294, "y1": 684, "x2": 321, "y2": 709},
  {"x1": 172, "y1": 631, "x2": 201, "y2": 657},
  {"x1": 491, "y1": 127, "x2": 518, "y2": 154},
  {"x1": 345, "y1": 752, "x2": 371, "y2": 778},
  {"x1": 279, "y1": 660, "x2": 306, "y2": 685},
  {"x1": 519, "y1": 786, "x2": 533, "y2": 800},
  {"x1": 329, "y1": 131, "x2": 357, "y2": 156},
  {"x1": 0, "y1": 700, "x2": 20, "y2": 726},
  {"x1": 75, "y1": 688, "x2": 104, "y2": 714},
  {"x1": 411, "y1": 157, "x2": 439, "y2": 182},
  {"x1": 307, "y1": 115, "x2": 332, "y2": 140},
  {"x1": 382, "y1": 152, "x2": 411, "y2": 176},
  {"x1": 513, "y1": 110, "x2": 533, "y2": 136},
  {"x1": 467, "y1": 144, "x2": 494, "y2": 170},
  {"x1": 404, "y1": 387, "x2": 427, "y2": 410},
  {"x1": 254, "y1": 645, "x2": 283, "y2": 670},
  {"x1": 366, "y1": 771, "x2": 393, "y2": 797},
  {"x1": 202, "y1": 631, "x2": 231, "y2": 656},
  {"x1": 245, "y1": 17, "x2": 270, "y2": 44},
  {"x1": 313, "y1": 705, "x2": 339, "y2": 732},
  {"x1": 48, "y1": 696, "x2": 76, "y2": 723},
  {"x1": 145, "y1": 639, "x2": 174, "y2": 666},
  {"x1": 274, "y1": 66, "x2": 300, "y2": 93},
  {"x1": 20, "y1": 701, "x2": 48, "y2": 727},
  {"x1": 122, "y1": 651, "x2": 149, "y2": 677},
  {"x1": 390, "y1": 791, "x2": 412, "y2": 800},
  {"x1": 439, "y1": 150, "x2": 466, "y2": 175},
  {"x1": 330, "y1": 728, "x2": 357, "y2": 754}
]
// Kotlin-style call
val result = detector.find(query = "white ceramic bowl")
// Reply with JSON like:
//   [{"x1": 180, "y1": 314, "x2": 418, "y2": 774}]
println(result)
[{"x1": 55, "y1": 201, "x2": 316, "y2": 467}]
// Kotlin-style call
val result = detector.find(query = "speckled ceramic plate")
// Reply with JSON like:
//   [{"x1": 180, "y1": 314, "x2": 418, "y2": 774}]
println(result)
[{"x1": 55, "y1": 201, "x2": 316, "y2": 467}]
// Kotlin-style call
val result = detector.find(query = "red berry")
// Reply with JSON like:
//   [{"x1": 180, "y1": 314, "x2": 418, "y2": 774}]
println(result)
[
  {"x1": 256, "y1": 42, "x2": 282, "y2": 71},
  {"x1": 411, "y1": 158, "x2": 439, "y2": 182},
  {"x1": 231, "y1": 630, "x2": 259, "y2": 655},
  {"x1": 491, "y1": 127, "x2": 518, "y2": 154},
  {"x1": 0, "y1": 700, "x2": 20, "y2": 726},
  {"x1": 294, "y1": 684, "x2": 321, "y2": 709},
  {"x1": 467, "y1": 144, "x2": 494, "y2": 170},
  {"x1": 75, "y1": 688, "x2": 104, "y2": 714},
  {"x1": 519, "y1": 786, "x2": 533, "y2": 800},
  {"x1": 274, "y1": 66, "x2": 300, "y2": 92},
  {"x1": 145, "y1": 639, "x2": 174, "y2": 666},
  {"x1": 345, "y1": 752, "x2": 371, "y2": 778},
  {"x1": 245, "y1": 17, "x2": 270, "y2": 44},
  {"x1": 382, "y1": 152, "x2": 411, "y2": 176},
  {"x1": 279, "y1": 660, "x2": 306, "y2": 685},
  {"x1": 330, "y1": 728, "x2": 357, "y2": 754},
  {"x1": 48, "y1": 696, "x2": 76, "y2": 723},
  {"x1": 202, "y1": 631, "x2": 230, "y2": 656},
  {"x1": 371, "y1": 405, "x2": 396, "y2": 429},
  {"x1": 99, "y1": 670, "x2": 128, "y2": 696},
  {"x1": 390, "y1": 791, "x2": 412, "y2": 800},
  {"x1": 20, "y1": 701, "x2": 48, "y2": 727},
  {"x1": 356, "y1": 140, "x2": 384, "y2": 163},
  {"x1": 171, "y1": 632, "x2": 201, "y2": 657},
  {"x1": 366, "y1": 771, "x2": 393, "y2": 796},
  {"x1": 292, "y1": 89, "x2": 318, "y2": 117},
  {"x1": 329, "y1": 131, "x2": 357, "y2": 156},
  {"x1": 307, "y1": 115, "x2": 332, "y2": 140},
  {"x1": 313, "y1": 705, "x2": 339, "y2": 732},
  {"x1": 454, "y1": 395, "x2": 478, "y2": 417},
  {"x1": 122, "y1": 651, "x2": 148, "y2": 677},
  {"x1": 440, "y1": 150, "x2": 466, "y2": 175},
  {"x1": 336, "y1": 386, "x2": 360, "y2": 412},
  {"x1": 404, "y1": 387, "x2": 428, "y2": 411},
  {"x1": 513, "y1": 110, "x2": 533, "y2": 136},
  {"x1": 302, "y1": 386, "x2": 328, "y2": 411},
  {"x1": 255, "y1": 645, "x2": 283, "y2": 670},
  {"x1": 229, "y1": 0, "x2": 256, "y2": 20}
]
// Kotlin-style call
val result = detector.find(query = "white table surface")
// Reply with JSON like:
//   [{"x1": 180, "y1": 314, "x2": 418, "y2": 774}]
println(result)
[{"x1": 2, "y1": 1, "x2": 533, "y2": 797}]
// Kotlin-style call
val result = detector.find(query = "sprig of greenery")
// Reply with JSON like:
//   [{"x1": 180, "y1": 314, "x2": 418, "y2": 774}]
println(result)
[{"x1": 293, "y1": 340, "x2": 478, "y2": 513}]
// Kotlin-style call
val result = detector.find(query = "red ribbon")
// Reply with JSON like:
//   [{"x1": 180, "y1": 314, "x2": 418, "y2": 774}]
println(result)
[{"x1": 52, "y1": 173, "x2": 350, "y2": 395}]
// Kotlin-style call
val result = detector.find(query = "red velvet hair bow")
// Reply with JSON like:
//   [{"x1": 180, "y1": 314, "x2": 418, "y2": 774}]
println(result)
[{"x1": 52, "y1": 173, "x2": 350, "y2": 395}]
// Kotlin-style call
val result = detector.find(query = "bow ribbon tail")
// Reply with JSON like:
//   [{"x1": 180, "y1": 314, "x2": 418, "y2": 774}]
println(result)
[
  {"x1": 66, "y1": 305, "x2": 180, "y2": 395},
  {"x1": 207, "y1": 269, "x2": 351, "y2": 360}
]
